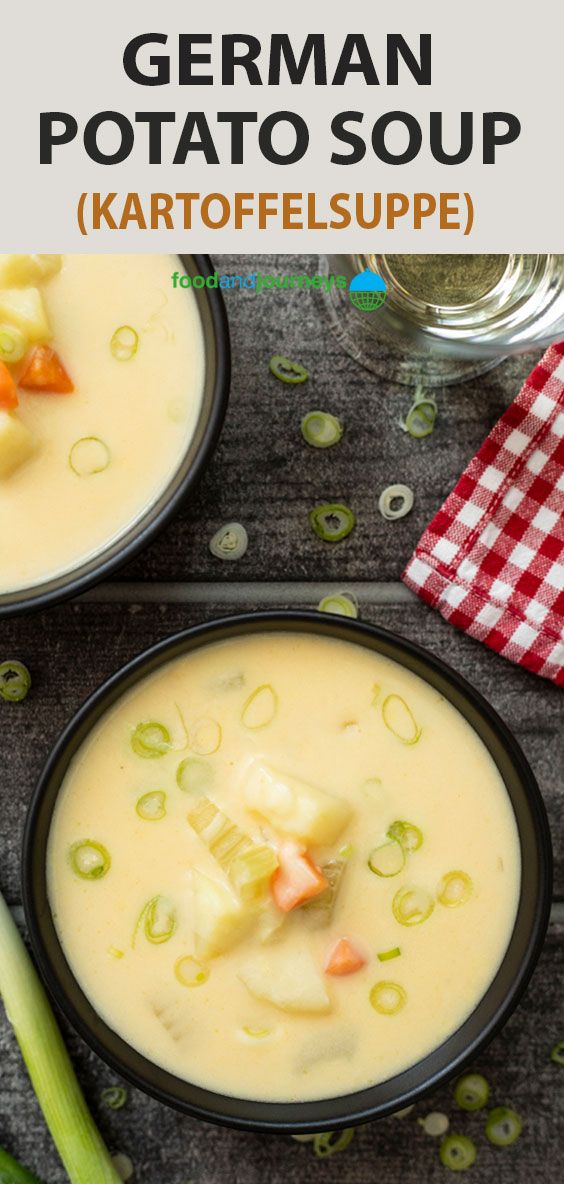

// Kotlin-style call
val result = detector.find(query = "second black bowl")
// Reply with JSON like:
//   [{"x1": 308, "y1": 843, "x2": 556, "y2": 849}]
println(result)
[{"x1": 23, "y1": 612, "x2": 552, "y2": 1132}]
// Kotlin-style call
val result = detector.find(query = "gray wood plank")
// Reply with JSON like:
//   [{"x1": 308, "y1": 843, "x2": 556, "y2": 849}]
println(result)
[
  {"x1": 114, "y1": 253, "x2": 539, "y2": 583},
  {"x1": 1, "y1": 919, "x2": 562, "y2": 1184},
  {"x1": 1, "y1": 597, "x2": 561, "y2": 904}
]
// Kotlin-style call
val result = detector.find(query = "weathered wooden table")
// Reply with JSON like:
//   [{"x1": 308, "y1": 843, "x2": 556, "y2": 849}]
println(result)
[{"x1": 1, "y1": 255, "x2": 562, "y2": 1183}]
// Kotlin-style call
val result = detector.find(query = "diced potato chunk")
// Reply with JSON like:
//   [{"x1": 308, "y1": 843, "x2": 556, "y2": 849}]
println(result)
[
  {"x1": 239, "y1": 944, "x2": 331, "y2": 1014},
  {"x1": 256, "y1": 902, "x2": 287, "y2": 944},
  {"x1": 243, "y1": 761, "x2": 352, "y2": 846},
  {"x1": 0, "y1": 254, "x2": 62, "y2": 286},
  {"x1": 192, "y1": 870, "x2": 252, "y2": 959},
  {"x1": 0, "y1": 411, "x2": 37, "y2": 477},
  {"x1": 0, "y1": 288, "x2": 50, "y2": 344}
]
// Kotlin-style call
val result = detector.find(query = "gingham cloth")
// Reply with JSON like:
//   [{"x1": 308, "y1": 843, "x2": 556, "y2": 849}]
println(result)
[{"x1": 402, "y1": 341, "x2": 564, "y2": 685}]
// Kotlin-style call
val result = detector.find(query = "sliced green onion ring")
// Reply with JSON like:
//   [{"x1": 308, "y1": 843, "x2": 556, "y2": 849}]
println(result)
[
  {"x1": 69, "y1": 437, "x2": 111, "y2": 478},
  {"x1": 241, "y1": 684, "x2": 278, "y2": 730},
  {"x1": 437, "y1": 871, "x2": 473, "y2": 908},
  {"x1": 401, "y1": 388, "x2": 438, "y2": 439},
  {"x1": 392, "y1": 886, "x2": 434, "y2": 927},
  {"x1": 176, "y1": 757, "x2": 213, "y2": 794},
  {"x1": 269, "y1": 354, "x2": 309, "y2": 384},
  {"x1": 241, "y1": 1026, "x2": 272, "y2": 1039},
  {"x1": 418, "y1": 1112, "x2": 449, "y2": 1137},
  {"x1": 174, "y1": 955, "x2": 209, "y2": 987},
  {"x1": 69, "y1": 840, "x2": 111, "y2": 881},
  {"x1": 404, "y1": 401, "x2": 437, "y2": 439},
  {"x1": 368, "y1": 838, "x2": 405, "y2": 878},
  {"x1": 112, "y1": 1152, "x2": 134, "y2": 1182},
  {"x1": 131, "y1": 721, "x2": 171, "y2": 759},
  {"x1": 0, "y1": 660, "x2": 31, "y2": 703},
  {"x1": 378, "y1": 484, "x2": 414, "y2": 521},
  {"x1": 311, "y1": 1129, "x2": 355, "y2": 1158},
  {"x1": 369, "y1": 980, "x2": 407, "y2": 1016},
  {"x1": 484, "y1": 1107, "x2": 522, "y2": 1147},
  {"x1": 382, "y1": 695, "x2": 422, "y2": 746},
  {"x1": 309, "y1": 503, "x2": 356, "y2": 543},
  {"x1": 133, "y1": 895, "x2": 176, "y2": 946},
  {"x1": 101, "y1": 1086, "x2": 128, "y2": 1110},
  {"x1": 377, "y1": 947, "x2": 401, "y2": 962},
  {"x1": 209, "y1": 522, "x2": 248, "y2": 561},
  {"x1": 0, "y1": 322, "x2": 27, "y2": 364},
  {"x1": 188, "y1": 717, "x2": 222, "y2": 755},
  {"x1": 110, "y1": 325, "x2": 139, "y2": 361},
  {"x1": 301, "y1": 410, "x2": 343, "y2": 449},
  {"x1": 135, "y1": 790, "x2": 167, "y2": 821},
  {"x1": 550, "y1": 1040, "x2": 564, "y2": 1065},
  {"x1": 387, "y1": 820, "x2": 423, "y2": 852},
  {"x1": 318, "y1": 591, "x2": 358, "y2": 618},
  {"x1": 439, "y1": 1133, "x2": 477, "y2": 1171},
  {"x1": 454, "y1": 1072, "x2": 490, "y2": 1111}
]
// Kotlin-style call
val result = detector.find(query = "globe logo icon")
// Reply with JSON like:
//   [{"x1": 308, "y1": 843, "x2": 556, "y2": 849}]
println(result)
[{"x1": 348, "y1": 269, "x2": 387, "y2": 311}]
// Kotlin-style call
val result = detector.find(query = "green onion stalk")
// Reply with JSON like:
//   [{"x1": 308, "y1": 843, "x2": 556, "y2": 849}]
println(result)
[
  {"x1": 0, "y1": 1144, "x2": 43, "y2": 1184},
  {"x1": 0, "y1": 890, "x2": 122, "y2": 1184}
]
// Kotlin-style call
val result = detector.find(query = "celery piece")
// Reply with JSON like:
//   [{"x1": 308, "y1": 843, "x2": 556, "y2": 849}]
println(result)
[
  {"x1": 229, "y1": 845, "x2": 279, "y2": 902},
  {"x1": 187, "y1": 797, "x2": 277, "y2": 900},
  {"x1": 301, "y1": 859, "x2": 347, "y2": 926},
  {"x1": 188, "y1": 797, "x2": 252, "y2": 868}
]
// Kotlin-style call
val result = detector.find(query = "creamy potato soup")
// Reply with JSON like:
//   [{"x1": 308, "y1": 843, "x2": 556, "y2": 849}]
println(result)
[
  {"x1": 48, "y1": 633, "x2": 521, "y2": 1103},
  {"x1": 0, "y1": 254, "x2": 204, "y2": 593}
]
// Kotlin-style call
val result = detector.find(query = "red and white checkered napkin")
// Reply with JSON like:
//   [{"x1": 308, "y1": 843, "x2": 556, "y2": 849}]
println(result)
[{"x1": 403, "y1": 342, "x2": 564, "y2": 685}]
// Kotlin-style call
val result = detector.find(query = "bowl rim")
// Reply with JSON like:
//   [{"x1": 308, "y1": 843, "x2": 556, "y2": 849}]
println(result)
[
  {"x1": 22, "y1": 611, "x2": 553, "y2": 1133},
  {"x1": 0, "y1": 253, "x2": 230, "y2": 617}
]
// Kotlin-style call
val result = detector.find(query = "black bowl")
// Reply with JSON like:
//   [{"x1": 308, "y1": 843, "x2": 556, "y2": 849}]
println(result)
[
  {"x1": 0, "y1": 254, "x2": 230, "y2": 617},
  {"x1": 23, "y1": 612, "x2": 552, "y2": 1133}
]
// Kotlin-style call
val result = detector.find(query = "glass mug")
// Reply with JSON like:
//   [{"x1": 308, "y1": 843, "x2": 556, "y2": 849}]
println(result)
[{"x1": 324, "y1": 254, "x2": 564, "y2": 385}]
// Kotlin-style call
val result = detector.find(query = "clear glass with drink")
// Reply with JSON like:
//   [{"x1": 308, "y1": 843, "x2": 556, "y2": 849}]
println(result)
[{"x1": 324, "y1": 254, "x2": 564, "y2": 385}]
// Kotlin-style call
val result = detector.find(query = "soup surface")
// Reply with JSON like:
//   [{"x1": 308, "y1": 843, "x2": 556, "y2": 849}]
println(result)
[
  {"x1": 48, "y1": 632, "x2": 521, "y2": 1103},
  {"x1": 0, "y1": 254, "x2": 204, "y2": 593}
]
